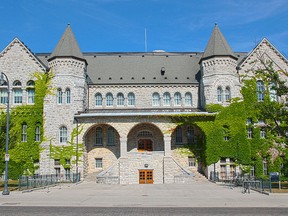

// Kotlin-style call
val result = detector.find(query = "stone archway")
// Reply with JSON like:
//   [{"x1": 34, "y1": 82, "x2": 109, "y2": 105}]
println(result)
[
  {"x1": 127, "y1": 123, "x2": 164, "y2": 152},
  {"x1": 84, "y1": 123, "x2": 120, "y2": 176}
]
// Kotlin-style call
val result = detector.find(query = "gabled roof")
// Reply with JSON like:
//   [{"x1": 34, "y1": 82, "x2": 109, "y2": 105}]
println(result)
[
  {"x1": 1, "y1": 37, "x2": 47, "y2": 71},
  {"x1": 201, "y1": 24, "x2": 237, "y2": 61},
  {"x1": 48, "y1": 24, "x2": 85, "y2": 62},
  {"x1": 239, "y1": 38, "x2": 288, "y2": 70}
]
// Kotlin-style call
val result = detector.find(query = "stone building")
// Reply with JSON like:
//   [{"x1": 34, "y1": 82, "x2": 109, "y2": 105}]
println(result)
[{"x1": 0, "y1": 24, "x2": 287, "y2": 184}]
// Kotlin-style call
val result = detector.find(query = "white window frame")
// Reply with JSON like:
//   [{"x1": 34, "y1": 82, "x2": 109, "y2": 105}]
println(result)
[
  {"x1": 59, "y1": 126, "x2": 68, "y2": 143},
  {"x1": 185, "y1": 92, "x2": 192, "y2": 106},
  {"x1": 117, "y1": 93, "x2": 125, "y2": 106},
  {"x1": 95, "y1": 93, "x2": 103, "y2": 106},
  {"x1": 22, "y1": 123, "x2": 28, "y2": 142},
  {"x1": 174, "y1": 92, "x2": 181, "y2": 106},
  {"x1": 128, "y1": 92, "x2": 135, "y2": 106},
  {"x1": 106, "y1": 93, "x2": 113, "y2": 107},
  {"x1": 152, "y1": 92, "x2": 160, "y2": 106},
  {"x1": 163, "y1": 92, "x2": 171, "y2": 106}
]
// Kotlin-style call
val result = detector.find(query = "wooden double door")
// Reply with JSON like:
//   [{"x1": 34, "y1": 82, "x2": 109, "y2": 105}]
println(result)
[
  {"x1": 138, "y1": 139, "x2": 153, "y2": 151},
  {"x1": 139, "y1": 170, "x2": 154, "y2": 184}
]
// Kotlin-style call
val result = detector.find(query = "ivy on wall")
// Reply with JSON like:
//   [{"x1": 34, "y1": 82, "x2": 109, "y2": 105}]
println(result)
[
  {"x1": 50, "y1": 126, "x2": 83, "y2": 169},
  {"x1": 0, "y1": 71, "x2": 53, "y2": 179}
]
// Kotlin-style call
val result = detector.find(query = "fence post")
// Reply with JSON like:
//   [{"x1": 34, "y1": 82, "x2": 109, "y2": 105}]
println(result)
[{"x1": 18, "y1": 176, "x2": 20, "y2": 191}]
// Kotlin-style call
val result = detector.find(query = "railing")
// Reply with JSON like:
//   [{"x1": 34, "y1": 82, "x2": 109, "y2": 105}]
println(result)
[{"x1": 18, "y1": 173, "x2": 81, "y2": 191}]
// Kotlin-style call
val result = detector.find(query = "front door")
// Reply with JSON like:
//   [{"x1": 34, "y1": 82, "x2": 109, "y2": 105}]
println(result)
[
  {"x1": 139, "y1": 170, "x2": 154, "y2": 184},
  {"x1": 138, "y1": 139, "x2": 153, "y2": 151}
]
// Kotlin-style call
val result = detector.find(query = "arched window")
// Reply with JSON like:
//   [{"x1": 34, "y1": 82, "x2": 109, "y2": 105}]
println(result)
[
  {"x1": 185, "y1": 92, "x2": 192, "y2": 106},
  {"x1": 107, "y1": 127, "x2": 115, "y2": 146},
  {"x1": 175, "y1": 126, "x2": 183, "y2": 144},
  {"x1": 57, "y1": 88, "x2": 63, "y2": 104},
  {"x1": 95, "y1": 127, "x2": 103, "y2": 145},
  {"x1": 128, "y1": 92, "x2": 135, "y2": 106},
  {"x1": 59, "y1": 126, "x2": 67, "y2": 143},
  {"x1": 174, "y1": 92, "x2": 181, "y2": 106},
  {"x1": 163, "y1": 92, "x2": 171, "y2": 106},
  {"x1": 22, "y1": 123, "x2": 28, "y2": 142},
  {"x1": 152, "y1": 92, "x2": 160, "y2": 106},
  {"x1": 187, "y1": 126, "x2": 195, "y2": 143},
  {"x1": 35, "y1": 125, "x2": 41, "y2": 142},
  {"x1": 225, "y1": 87, "x2": 231, "y2": 101},
  {"x1": 13, "y1": 80, "x2": 22, "y2": 104},
  {"x1": 66, "y1": 88, "x2": 71, "y2": 104},
  {"x1": 27, "y1": 80, "x2": 35, "y2": 104},
  {"x1": 217, "y1": 87, "x2": 223, "y2": 103},
  {"x1": 117, "y1": 93, "x2": 124, "y2": 106},
  {"x1": 106, "y1": 93, "x2": 113, "y2": 107},
  {"x1": 257, "y1": 80, "x2": 264, "y2": 102},
  {"x1": 269, "y1": 82, "x2": 277, "y2": 102},
  {"x1": 95, "y1": 93, "x2": 103, "y2": 106}
]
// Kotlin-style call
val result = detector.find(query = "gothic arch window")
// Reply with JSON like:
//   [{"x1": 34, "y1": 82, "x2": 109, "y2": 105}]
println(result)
[
  {"x1": 128, "y1": 92, "x2": 135, "y2": 106},
  {"x1": 95, "y1": 93, "x2": 103, "y2": 106},
  {"x1": 27, "y1": 80, "x2": 35, "y2": 104},
  {"x1": 225, "y1": 86, "x2": 231, "y2": 101},
  {"x1": 66, "y1": 88, "x2": 71, "y2": 104},
  {"x1": 95, "y1": 127, "x2": 103, "y2": 145},
  {"x1": 59, "y1": 126, "x2": 68, "y2": 143},
  {"x1": 13, "y1": 80, "x2": 22, "y2": 104},
  {"x1": 107, "y1": 127, "x2": 115, "y2": 146},
  {"x1": 257, "y1": 80, "x2": 264, "y2": 102},
  {"x1": 163, "y1": 92, "x2": 171, "y2": 106},
  {"x1": 57, "y1": 88, "x2": 63, "y2": 104},
  {"x1": 152, "y1": 92, "x2": 160, "y2": 106},
  {"x1": 185, "y1": 92, "x2": 192, "y2": 106},
  {"x1": 117, "y1": 93, "x2": 125, "y2": 106},
  {"x1": 106, "y1": 93, "x2": 113, "y2": 107},
  {"x1": 174, "y1": 92, "x2": 181, "y2": 106},
  {"x1": 217, "y1": 87, "x2": 223, "y2": 103}
]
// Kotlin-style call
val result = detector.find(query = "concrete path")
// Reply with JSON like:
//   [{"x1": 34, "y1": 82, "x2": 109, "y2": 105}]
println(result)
[{"x1": 0, "y1": 181, "x2": 287, "y2": 207}]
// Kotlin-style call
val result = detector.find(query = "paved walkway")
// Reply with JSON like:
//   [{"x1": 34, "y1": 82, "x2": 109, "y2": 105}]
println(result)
[{"x1": 0, "y1": 181, "x2": 288, "y2": 207}]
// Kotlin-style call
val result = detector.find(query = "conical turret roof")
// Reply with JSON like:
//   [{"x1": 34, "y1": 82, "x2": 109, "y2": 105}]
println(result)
[
  {"x1": 49, "y1": 24, "x2": 85, "y2": 61},
  {"x1": 201, "y1": 24, "x2": 237, "y2": 61}
]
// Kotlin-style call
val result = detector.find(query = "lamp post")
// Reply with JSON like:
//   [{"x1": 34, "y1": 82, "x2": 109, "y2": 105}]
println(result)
[{"x1": 1, "y1": 72, "x2": 10, "y2": 195}]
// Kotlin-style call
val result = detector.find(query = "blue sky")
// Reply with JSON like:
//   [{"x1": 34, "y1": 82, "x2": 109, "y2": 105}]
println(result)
[{"x1": 0, "y1": 0, "x2": 287, "y2": 56}]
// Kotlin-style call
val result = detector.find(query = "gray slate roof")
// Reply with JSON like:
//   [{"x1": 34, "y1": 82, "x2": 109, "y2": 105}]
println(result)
[
  {"x1": 48, "y1": 24, "x2": 84, "y2": 61},
  {"x1": 201, "y1": 24, "x2": 237, "y2": 61}
]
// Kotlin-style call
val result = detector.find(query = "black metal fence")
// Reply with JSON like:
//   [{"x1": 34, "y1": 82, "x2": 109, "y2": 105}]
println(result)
[{"x1": 18, "y1": 173, "x2": 81, "y2": 191}]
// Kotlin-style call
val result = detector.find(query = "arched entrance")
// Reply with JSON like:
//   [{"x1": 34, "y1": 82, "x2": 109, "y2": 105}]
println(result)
[{"x1": 127, "y1": 123, "x2": 164, "y2": 152}]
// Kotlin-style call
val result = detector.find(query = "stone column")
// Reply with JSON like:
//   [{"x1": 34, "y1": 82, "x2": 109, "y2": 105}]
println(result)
[
  {"x1": 120, "y1": 137, "x2": 127, "y2": 158},
  {"x1": 164, "y1": 135, "x2": 171, "y2": 156}
]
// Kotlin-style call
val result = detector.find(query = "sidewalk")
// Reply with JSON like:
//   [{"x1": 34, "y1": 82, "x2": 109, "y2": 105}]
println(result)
[{"x1": 0, "y1": 181, "x2": 287, "y2": 207}]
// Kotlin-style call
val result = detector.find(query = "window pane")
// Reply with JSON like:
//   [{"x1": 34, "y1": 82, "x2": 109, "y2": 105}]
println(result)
[
  {"x1": 95, "y1": 93, "x2": 102, "y2": 106},
  {"x1": 128, "y1": 92, "x2": 135, "y2": 106},
  {"x1": 257, "y1": 81, "x2": 264, "y2": 102},
  {"x1": 217, "y1": 87, "x2": 222, "y2": 102},
  {"x1": 59, "y1": 126, "x2": 67, "y2": 143},
  {"x1": 152, "y1": 93, "x2": 160, "y2": 106},
  {"x1": 35, "y1": 126, "x2": 41, "y2": 142},
  {"x1": 107, "y1": 127, "x2": 115, "y2": 146},
  {"x1": 57, "y1": 89, "x2": 62, "y2": 104},
  {"x1": 95, "y1": 127, "x2": 103, "y2": 145},
  {"x1": 95, "y1": 158, "x2": 103, "y2": 168},
  {"x1": 117, "y1": 93, "x2": 124, "y2": 106},
  {"x1": 185, "y1": 92, "x2": 192, "y2": 106},
  {"x1": 22, "y1": 124, "x2": 27, "y2": 142},
  {"x1": 0, "y1": 88, "x2": 8, "y2": 104},
  {"x1": 27, "y1": 88, "x2": 35, "y2": 104},
  {"x1": 225, "y1": 87, "x2": 231, "y2": 101},
  {"x1": 106, "y1": 93, "x2": 113, "y2": 106},
  {"x1": 175, "y1": 127, "x2": 182, "y2": 144},
  {"x1": 163, "y1": 92, "x2": 170, "y2": 106},
  {"x1": 174, "y1": 92, "x2": 181, "y2": 106},
  {"x1": 14, "y1": 89, "x2": 22, "y2": 104},
  {"x1": 187, "y1": 126, "x2": 194, "y2": 143},
  {"x1": 66, "y1": 88, "x2": 71, "y2": 104}
]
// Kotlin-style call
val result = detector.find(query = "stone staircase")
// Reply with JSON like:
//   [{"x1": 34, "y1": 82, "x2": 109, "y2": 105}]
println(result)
[{"x1": 89, "y1": 151, "x2": 206, "y2": 184}]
